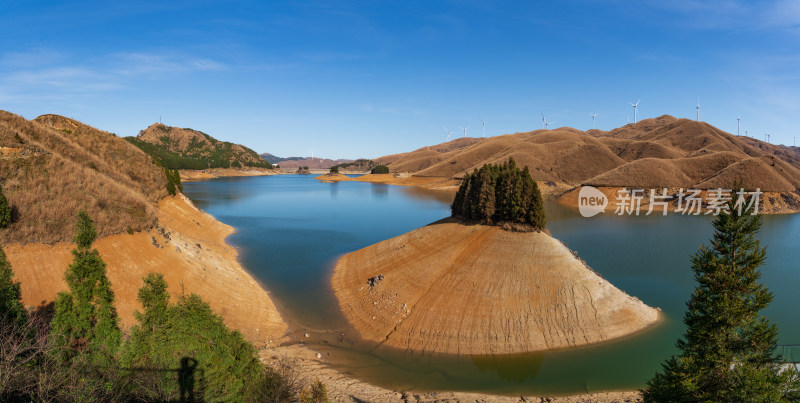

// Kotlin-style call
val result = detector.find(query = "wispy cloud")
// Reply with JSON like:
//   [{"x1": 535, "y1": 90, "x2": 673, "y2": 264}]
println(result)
[{"x1": 0, "y1": 49, "x2": 226, "y2": 103}]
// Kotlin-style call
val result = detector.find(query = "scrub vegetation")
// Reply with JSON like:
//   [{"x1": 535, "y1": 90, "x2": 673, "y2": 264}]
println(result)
[{"x1": 0, "y1": 213, "x2": 325, "y2": 402}]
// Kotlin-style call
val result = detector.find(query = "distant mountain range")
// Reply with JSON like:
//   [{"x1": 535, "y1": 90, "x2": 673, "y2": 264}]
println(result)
[
  {"x1": 261, "y1": 154, "x2": 355, "y2": 169},
  {"x1": 125, "y1": 124, "x2": 271, "y2": 170}
]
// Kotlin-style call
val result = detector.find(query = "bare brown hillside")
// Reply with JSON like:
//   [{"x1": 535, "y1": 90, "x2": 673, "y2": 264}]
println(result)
[
  {"x1": 0, "y1": 111, "x2": 167, "y2": 244},
  {"x1": 332, "y1": 218, "x2": 660, "y2": 355},
  {"x1": 378, "y1": 116, "x2": 800, "y2": 193}
]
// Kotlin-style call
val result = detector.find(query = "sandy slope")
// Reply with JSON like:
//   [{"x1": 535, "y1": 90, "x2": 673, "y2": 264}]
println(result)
[
  {"x1": 180, "y1": 167, "x2": 279, "y2": 181},
  {"x1": 331, "y1": 218, "x2": 660, "y2": 355},
  {"x1": 314, "y1": 172, "x2": 355, "y2": 182},
  {"x1": 6, "y1": 194, "x2": 287, "y2": 346}
]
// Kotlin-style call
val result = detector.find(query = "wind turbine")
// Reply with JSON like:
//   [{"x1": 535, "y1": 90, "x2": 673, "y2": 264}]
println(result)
[
  {"x1": 459, "y1": 126, "x2": 470, "y2": 138},
  {"x1": 696, "y1": 97, "x2": 701, "y2": 122},
  {"x1": 737, "y1": 115, "x2": 741, "y2": 136},
  {"x1": 764, "y1": 133, "x2": 769, "y2": 143},
  {"x1": 630, "y1": 99, "x2": 640, "y2": 123},
  {"x1": 590, "y1": 113, "x2": 598, "y2": 129},
  {"x1": 541, "y1": 113, "x2": 546, "y2": 129},
  {"x1": 309, "y1": 148, "x2": 316, "y2": 161},
  {"x1": 481, "y1": 121, "x2": 486, "y2": 137},
  {"x1": 545, "y1": 120, "x2": 556, "y2": 130},
  {"x1": 443, "y1": 125, "x2": 456, "y2": 141},
  {"x1": 794, "y1": 136, "x2": 796, "y2": 147}
]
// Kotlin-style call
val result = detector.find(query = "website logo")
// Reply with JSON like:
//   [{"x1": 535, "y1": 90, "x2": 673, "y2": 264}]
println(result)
[{"x1": 578, "y1": 186, "x2": 608, "y2": 217}]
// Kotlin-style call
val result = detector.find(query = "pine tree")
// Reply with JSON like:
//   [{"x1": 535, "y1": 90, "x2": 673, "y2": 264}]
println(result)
[
  {"x1": 0, "y1": 185, "x2": 11, "y2": 229},
  {"x1": 172, "y1": 169, "x2": 183, "y2": 193},
  {"x1": 642, "y1": 200, "x2": 800, "y2": 401},
  {"x1": 50, "y1": 211, "x2": 121, "y2": 365},
  {"x1": 0, "y1": 245, "x2": 26, "y2": 327},
  {"x1": 122, "y1": 274, "x2": 265, "y2": 401}
]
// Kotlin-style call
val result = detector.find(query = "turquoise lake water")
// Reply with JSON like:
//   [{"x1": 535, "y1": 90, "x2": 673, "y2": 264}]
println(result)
[{"x1": 182, "y1": 174, "x2": 800, "y2": 395}]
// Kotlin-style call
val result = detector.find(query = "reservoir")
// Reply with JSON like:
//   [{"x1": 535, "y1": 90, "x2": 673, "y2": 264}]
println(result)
[{"x1": 183, "y1": 174, "x2": 800, "y2": 395}]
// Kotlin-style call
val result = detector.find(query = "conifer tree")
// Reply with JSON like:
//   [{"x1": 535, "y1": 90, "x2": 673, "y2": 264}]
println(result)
[
  {"x1": 642, "y1": 200, "x2": 800, "y2": 401},
  {"x1": 0, "y1": 245, "x2": 26, "y2": 327},
  {"x1": 50, "y1": 211, "x2": 121, "y2": 364},
  {"x1": 0, "y1": 185, "x2": 11, "y2": 229},
  {"x1": 172, "y1": 169, "x2": 183, "y2": 193}
]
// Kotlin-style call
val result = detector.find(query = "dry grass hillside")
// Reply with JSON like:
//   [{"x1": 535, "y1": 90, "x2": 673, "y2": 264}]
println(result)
[
  {"x1": 130, "y1": 123, "x2": 270, "y2": 169},
  {"x1": 332, "y1": 218, "x2": 660, "y2": 355},
  {"x1": 378, "y1": 115, "x2": 800, "y2": 193},
  {"x1": 0, "y1": 111, "x2": 167, "y2": 244}
]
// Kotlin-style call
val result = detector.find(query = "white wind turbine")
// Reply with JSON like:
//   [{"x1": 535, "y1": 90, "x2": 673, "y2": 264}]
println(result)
[
  {"x1": 629, "y1": 99, "x2": 640, "y2": 123},
  {"x1": 309, "y1": 148, "x2": 316, "y2": 161},
  {"x1": 459, "y1": 126, "x2": 470, "y2": 138},
  {"x1": 696, "y1": 97, "x2": 701, "y2": 121},
  {"x1": 590, "y1": 113, "x2": 599, "y2": 129},
  {"x1": 545, "y1": 120, "x2": 556, "y2": 129},
  {"x1": 737, "y1": 114, "x2": 741, "y2": 136},
  {"x1": 443, "y1": 125, "x2": 456, "y2": 141},
  {"x1": 482, "y1": 121, "x2": 486, "y2": 137},
  {"x1": 541, "y1": 113, "x2": 547, "y2": 129}
]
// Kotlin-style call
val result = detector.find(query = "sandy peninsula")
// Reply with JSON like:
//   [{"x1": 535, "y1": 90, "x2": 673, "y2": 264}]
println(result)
[
  {"x1": 6, "y1": 194, "x2": 288, "y2": 346},
  {"x1": 331, "y1": 218, "x2": 660, "y2": 355}
]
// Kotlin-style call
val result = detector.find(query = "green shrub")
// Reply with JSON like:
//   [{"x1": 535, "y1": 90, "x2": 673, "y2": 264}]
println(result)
[
  {"x1": 122, "y1": 273, "x2": 266, "y2": 402},
  {"x1": 451, "y1": 158, "x2": 545, "y2": 230},
  {"x1": 330, "y1": 166, "x2": 339, "y2": 173},
  {"x1": 371, "y1": 165, "x2": 389, "y2": 174}
]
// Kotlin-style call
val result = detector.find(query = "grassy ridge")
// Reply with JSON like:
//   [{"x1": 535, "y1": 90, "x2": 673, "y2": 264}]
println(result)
[{"x1": 126, "y1": 124, "x2": 272, "y2": 170}]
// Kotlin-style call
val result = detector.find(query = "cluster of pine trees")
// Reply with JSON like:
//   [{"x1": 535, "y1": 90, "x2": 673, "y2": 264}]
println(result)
[
  {"x1": 165, "y1": 168, "x2": 183, "y2": 196},
  {"x1": 370, "y1": 165, "x2": 389, "y2": 174},
  {"x1": 0, "y1": 212, "x2": 325, "y2": 401},
  {"x1": 451, "y1": 158, "x2": 545, "y2": 230}
]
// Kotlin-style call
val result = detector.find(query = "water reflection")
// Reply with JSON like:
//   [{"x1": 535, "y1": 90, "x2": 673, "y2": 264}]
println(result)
[
  {"x1": 371, "y1": 183, "x2": 389, "y2": 199},
  {"x1": 472, "y1": 353, "x2": 544, "y2": 383}
]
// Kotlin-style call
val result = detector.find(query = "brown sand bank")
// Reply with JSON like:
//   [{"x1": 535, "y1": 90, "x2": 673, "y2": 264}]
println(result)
[
  {"x1": 6, "y1": 194, "x2": 287, "y2": 346},
  {"x1": 331, "y1": 218, "x2": 660, "y2": 355},
  {"x1": 180, "y1": 167, "x2": 280, "y2": 181},
  {"x1": 264, "y1": 344, "x2": 642, "y2": 402},
  {"x1": 314, "y1": 172, "x2": 355, "y2": 182}
]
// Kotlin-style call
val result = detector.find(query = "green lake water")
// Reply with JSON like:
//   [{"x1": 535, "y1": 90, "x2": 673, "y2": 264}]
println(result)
[{"x1": 182, "y1": 174, "x2": 800, "y2": 395}]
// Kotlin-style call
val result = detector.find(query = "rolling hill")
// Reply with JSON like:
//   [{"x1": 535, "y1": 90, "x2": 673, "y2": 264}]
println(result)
[
  {"x1": 0, "y1": 112, "x2": 167, "y2": 244},
  {"x1": 126, "y1": 123, "x2": 272, "y2": 170},
  {"x1": 376, "y1": 115, "x2": 800, "y2": 193}
]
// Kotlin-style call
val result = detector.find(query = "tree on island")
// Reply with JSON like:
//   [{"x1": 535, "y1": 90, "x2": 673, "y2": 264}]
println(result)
[
  {"x1": 642, "y1": 199, "x2": 800, "y2": 401},
  {"x1": 50, "y1": 211, "x2": 121, "y2": 365},
  {"x1": 371, "y1": 165, "x2": 389, "y2": 174},
  {"x1": 330, "y1": 165, "x2": 339, "y2": 173},
  {"x1": 451, "y1": 158, "x2": 545, "y2": 231}
]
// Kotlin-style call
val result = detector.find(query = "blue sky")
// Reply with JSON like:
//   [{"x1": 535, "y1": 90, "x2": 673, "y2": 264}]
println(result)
[{"x1": 2, "y1": 0, "x2": 799, "y2": 158}]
